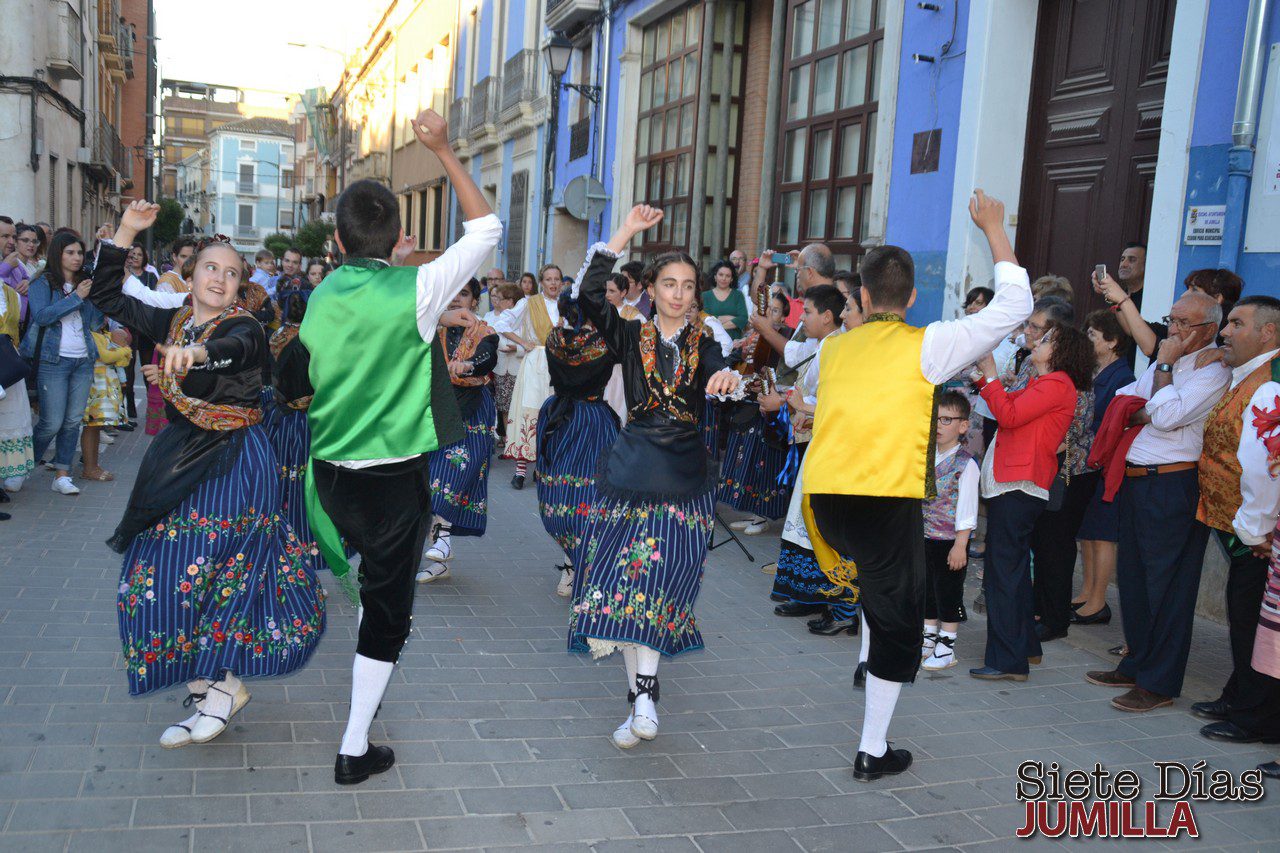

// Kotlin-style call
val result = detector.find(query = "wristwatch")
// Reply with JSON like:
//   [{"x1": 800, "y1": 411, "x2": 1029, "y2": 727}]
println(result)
[{"x1": 1155, "y1": 363, "x2": 1173, "y2": 374}]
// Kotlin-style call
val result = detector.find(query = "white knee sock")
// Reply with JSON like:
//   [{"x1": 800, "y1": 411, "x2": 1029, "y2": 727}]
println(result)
[
  {"x1": 203, "y1": 671, "x2": 240, "y2": 721},
  {"x1": 858, "y1": 610, "x2": 870, "y2": 664},
  {"x1": 340, "y1": 654, "x2": 395, "y2": 757},
  {"x1": 634, "y1": 646, "x2": 660, "y2": 722},
  {"x1": 433, "y1": 516, "x2": 452, "y2": 544},
  {"x1": 858, "y1": 674, "x2": 902, "y2": 758},
  {"x1": 621, "y1": 645, "x2": 638, "y2": 699}
]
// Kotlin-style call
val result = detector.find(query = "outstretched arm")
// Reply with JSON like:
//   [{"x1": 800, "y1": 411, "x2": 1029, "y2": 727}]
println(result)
[
  {"x1": 574, "y1": 206, "x2": 665, "y2": 356},
  {"x1": 90, "y1": 201, "x2": 176, "y2": 344},
  {"x1": 921, "y1": 190, "x2": 1032, "y2": 384}
]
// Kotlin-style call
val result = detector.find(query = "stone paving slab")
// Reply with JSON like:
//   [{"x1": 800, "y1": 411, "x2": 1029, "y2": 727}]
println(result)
[{"x1": 0, "y1": 417, "x2": 1276, "y2": 851}]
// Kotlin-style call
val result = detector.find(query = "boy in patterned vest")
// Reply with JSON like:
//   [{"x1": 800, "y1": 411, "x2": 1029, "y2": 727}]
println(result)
[{"x1": 921, "y1": 391, "x2": 980, "y2": 671}]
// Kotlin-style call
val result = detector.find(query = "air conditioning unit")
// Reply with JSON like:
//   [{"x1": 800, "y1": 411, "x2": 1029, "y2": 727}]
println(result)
[{"x1": 76, "y1": 146, "x2": 92, "y2": 164}]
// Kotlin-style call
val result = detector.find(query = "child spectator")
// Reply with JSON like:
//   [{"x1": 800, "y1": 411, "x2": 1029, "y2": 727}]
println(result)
[
  {"x1": 81, "y1": 322, "x2": 132, "y2": 481},
  {"x1": 921, "y1": 390, "x2": 980, "y2": 670}
]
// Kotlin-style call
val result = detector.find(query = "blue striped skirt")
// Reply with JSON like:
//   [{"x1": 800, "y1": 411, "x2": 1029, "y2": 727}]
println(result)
[
  {"x1": 428, "y1": 388, "x2": 496, "y2": 536},
  {"x1": 262, "y1": 404, "x2": 318, "y2": 557},
  {"x1": 536, "y1": 397, "x2": 619, "y2": 563},
  {"x1": 701, "y1": 399, "x2": 720, "y2": 458},
  {"x1": 569, "y1": 492, "x2": 716, "y2": 657},
  {"x1": 719, "y1": 416, "x2": 791, "y2": 519},
  {"x1": 116, "y1": 425, "x2": 325, "y2": 696}
]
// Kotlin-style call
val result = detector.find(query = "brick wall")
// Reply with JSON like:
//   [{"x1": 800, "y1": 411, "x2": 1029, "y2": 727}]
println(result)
[
  {"x1": 732, "y1": 0, "x2": 774, "y2": 256},
  {"x1": 120, "y1": 0, "x2": 149, "y2": 201}
]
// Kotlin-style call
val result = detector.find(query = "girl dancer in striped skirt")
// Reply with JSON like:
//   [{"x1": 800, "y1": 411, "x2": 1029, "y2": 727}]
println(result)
[
  {"x1": 569, "y1": 206, "x2": 741, "y2": 749},
  {"x1": 418, "y1": 279, "x2": 499, "y2": 580},
  {"x1": 536, "y1": 293, "x2": 620, "y2": 597},
  {"x1": 91, "y1": 202, "x2": 324, "y2": 748},
  {"x1": 263, "y1": 290, "x2": 319, "y2": 557}
]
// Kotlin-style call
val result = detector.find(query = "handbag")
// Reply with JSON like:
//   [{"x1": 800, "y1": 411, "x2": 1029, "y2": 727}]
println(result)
[
  {"x1": 1046, "y1": 431, "x2": 1074, "y2": 512},
  {"x1": 0, "y1": 337, "x2": 29, "y2": 389}
]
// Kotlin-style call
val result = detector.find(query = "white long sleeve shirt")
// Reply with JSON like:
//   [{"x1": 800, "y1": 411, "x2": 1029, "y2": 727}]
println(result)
[
  {"x1": 703, "y1": 314, "x2": 734, "y2": 358},
  {"x1": 1231, "y1": 348, "x2": 1280, "y2": 545},
  {"x1": 1116, "y1": 346, "x2": 1231, "y2": 466},
  {"x1": 918, "y1": 261, "x2": 1033, "y2": 384},
  {"x1": 330, "y1": 213, "x2": 503, "y2": 468},
  {"x1": 494, "y1": 293, "x2": 560, "y2": 342},
  {"x1": 124, "y1": 274, "x2": 187, "y2": 309}
]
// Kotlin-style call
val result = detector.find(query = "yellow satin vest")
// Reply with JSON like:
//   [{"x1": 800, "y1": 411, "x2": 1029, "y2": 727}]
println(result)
[{"x1": 803, "y1": 318, "x2": 935, "y2": 498}]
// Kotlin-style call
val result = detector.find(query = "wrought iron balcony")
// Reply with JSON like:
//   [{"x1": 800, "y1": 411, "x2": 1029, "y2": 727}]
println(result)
[
  {"x1": 501, "y1": 49, "x2": 540, "y2": 119},
  {"x1": 546, "y1": 0, "x2": 601, "y2": 32},
  {"x1": 448, "y1": 97, "x2": 468, "y2": 144},
  {"x1": 468, "y1": 76, "x2": 500, "y2": 138},
  {"x1": 91, "y1": 111, "x2": 130, "y2": 180}
]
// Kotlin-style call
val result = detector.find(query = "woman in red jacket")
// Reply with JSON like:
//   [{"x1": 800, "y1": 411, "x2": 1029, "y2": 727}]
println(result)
[{"x1": 970, "y1": 321, "x2": 1095, "y2": 680}]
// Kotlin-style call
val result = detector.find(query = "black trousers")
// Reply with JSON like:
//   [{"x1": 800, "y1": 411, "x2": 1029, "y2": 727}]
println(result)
[
  {"x1": 1216, "y1": 533, "x2": 1280, "y2": 735},
  {"x1": 924, "y1": 538, "x2": 967, "y2": 623},
  {"x1": 984, "y1": 490, "x2": 1048, "y2": 673},
  {"x1": 1031, "y1": 471, "x2": 1097, "y2": 635},
  {"x1": 1115, "y1": 470, "x2": 1208, "y2": 698},
  {"x1": 311, "y1": 456, "x2": 432, "y2": 663},
  {"x1": 811, "y1": 494, "x2": 924, "y2": 684}
]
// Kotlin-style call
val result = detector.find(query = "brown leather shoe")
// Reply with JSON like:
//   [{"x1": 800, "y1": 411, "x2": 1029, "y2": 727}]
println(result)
[
  {"x1": 1111, "y1": 687, "x2": 1173, "y2": 712},
  {"x1": 1085, "y1": 669, "x2": 1136, "y2": 688}
]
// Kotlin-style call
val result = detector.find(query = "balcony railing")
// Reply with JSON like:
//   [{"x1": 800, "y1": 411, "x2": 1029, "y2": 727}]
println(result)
[
  {"x1": 92, "y1": 110, "x2": 130, "y2": 179},
  {"x1": 234, "y1": 225, "x2": 257, "y2": 240},
  {"x1": 448, "y1": 97, "x2": 468, "y2": 144},
  {"x1": 546, "y1": 0, "x2": 601, "y2": 32},
  {"x1": 118, "y1": 18, "x2": 135, "y2": 78},
  {"x1": 468, "y1": 76, "x2": 500, "y2": 137},
  {"x1": 47, "y1": 1, "x2": 83, "y2": 80},
  {"x1": 501, "y1": 49, "x2": 539, "y2": 119},
  {"x1": 236, "y1": 181, "x2": 257, "y2": 195}
]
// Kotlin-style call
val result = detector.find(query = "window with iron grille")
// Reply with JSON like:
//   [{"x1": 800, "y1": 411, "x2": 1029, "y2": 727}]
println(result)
[
  {"x1": 773, "y1": 0, "x2": 885, "y2": 271},
  {"x1": 634, "y1": 3, "x2": 746, "y2": 260},
  {"x1": 506, "y1": 171, "x2": 528, "y2": 280},
  {"x1": 569, "y1": 118, "x2": 591, "y2": 161}
]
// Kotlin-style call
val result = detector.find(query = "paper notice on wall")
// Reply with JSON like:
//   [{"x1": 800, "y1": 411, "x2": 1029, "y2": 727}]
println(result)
[{"x1": 1184, "y1": 205, "x2": 1225, "y2": 245}]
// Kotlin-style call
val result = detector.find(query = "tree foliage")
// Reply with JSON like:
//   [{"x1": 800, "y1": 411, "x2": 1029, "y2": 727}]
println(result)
[
  {"x1": 153, "y1": 198, "x2": 184, "y2": 248},
  {"x1": 294, "y1": 218, "x2": 334, "y2": 260},
  {"x1": 263, "y1": 232, "x2": 292, "y2": 258}
]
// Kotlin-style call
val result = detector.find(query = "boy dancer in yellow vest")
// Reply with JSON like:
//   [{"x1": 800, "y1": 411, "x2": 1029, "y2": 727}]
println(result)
[
  {"x1": 803, "y1": 191, "x2": 1032, "y2": 781},
  {"x1": 301, "y1": 109, "x2": 501, "y2": 784}
]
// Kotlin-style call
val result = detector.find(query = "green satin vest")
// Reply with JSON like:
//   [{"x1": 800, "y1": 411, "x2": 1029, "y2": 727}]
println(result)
[{"x1": 300, "y1": 260, "x2": 439, "y2": 461}]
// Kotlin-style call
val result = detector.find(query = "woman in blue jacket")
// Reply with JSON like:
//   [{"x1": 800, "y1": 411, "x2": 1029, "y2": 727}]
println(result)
[{"x1": 21, "y1": 231, "x2": 103, "y2": 495}]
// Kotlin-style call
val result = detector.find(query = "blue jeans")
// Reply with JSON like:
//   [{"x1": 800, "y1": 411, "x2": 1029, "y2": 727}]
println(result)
[{"x1": 32, "y1": 356, "x2": 93, "y2": 471}]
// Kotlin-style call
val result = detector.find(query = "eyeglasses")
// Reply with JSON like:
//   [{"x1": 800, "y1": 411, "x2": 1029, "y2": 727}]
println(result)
[
  {"x1": 1161, "y1": 315, "x2": 1216, "y2": 331},
  {"x1": 937, "y1": 416, "x2": 964, "y2": 426},
  {"x1": 1024, "y1": 320, "x2": 1045, "y2": 334}
]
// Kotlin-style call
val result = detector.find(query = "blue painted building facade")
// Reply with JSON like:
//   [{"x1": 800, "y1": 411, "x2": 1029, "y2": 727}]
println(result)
[{"x1": 206, "y1": 116, "x2": 295, "y2": 256}]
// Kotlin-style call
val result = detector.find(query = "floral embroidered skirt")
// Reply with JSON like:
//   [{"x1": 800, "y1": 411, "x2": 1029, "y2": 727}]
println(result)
[
  {"x1": 719, "y1": 416, "x2": 791, "y2": 520},
  {"x1": 83, "y1": 363, "x2": 126, "y2": 428},
  {"x1": 504, "y1": 347, "x2": 551, "y2": 463},
  {"x1": 570, "y1": 491, "x2": 716, "y2": 658},
  {"x1": 263, "y1": 404, "x2": 320, "y2": 558},
  {"x1": 0, "y1": 379, "x2": 34, "y2": 482},
  {"x1": 771, "y1": 457, "x2": 859, "y2": 619},
  {"x1": 535, "y1": 397, "x2": 620, "y2": 562},
  {"x1": 428, "y1": 388, "x2": 495, "y2": 536},
  {"x1": 116, "y1": 424, "x2": 326, "y2": 695}
]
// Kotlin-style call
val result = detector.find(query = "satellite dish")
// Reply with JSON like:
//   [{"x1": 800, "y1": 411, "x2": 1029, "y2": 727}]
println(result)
[{"x1": 563, "y1": 175, "x2": 608, "y2": 221}]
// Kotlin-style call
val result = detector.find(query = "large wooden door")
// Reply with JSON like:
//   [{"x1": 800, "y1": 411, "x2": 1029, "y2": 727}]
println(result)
[{"x1": 1016, "y1": 0, "x2": 1177, "y2": 311}]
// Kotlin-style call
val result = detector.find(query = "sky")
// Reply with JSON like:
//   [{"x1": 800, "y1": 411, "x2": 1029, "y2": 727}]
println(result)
[{"x1": 154, "y1": 0, "x2": 385, "y2": 96}]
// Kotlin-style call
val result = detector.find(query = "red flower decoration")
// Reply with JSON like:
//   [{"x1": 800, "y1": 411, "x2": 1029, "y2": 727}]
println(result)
[{"x1": 144, "y1": 652, "x2": 157, "y2": 663}]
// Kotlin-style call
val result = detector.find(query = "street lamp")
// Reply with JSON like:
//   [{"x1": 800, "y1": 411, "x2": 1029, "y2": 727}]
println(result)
[
  {"x1": 539, "y1": 34, "x2": 603, "y2": 264},
  {"x1": 542, "y1": 34, "x2": 600, "y2": 104}
]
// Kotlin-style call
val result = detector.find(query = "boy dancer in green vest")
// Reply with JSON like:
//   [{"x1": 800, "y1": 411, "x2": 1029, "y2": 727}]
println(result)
[{"x1": 300, "y1": 109, "x2": 501, "y2": 785}]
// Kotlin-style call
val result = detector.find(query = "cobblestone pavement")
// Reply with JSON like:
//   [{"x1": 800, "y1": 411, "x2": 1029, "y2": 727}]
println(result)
[{"x1": 0, "y1": 423, "x2": 1277, "y2": 852}]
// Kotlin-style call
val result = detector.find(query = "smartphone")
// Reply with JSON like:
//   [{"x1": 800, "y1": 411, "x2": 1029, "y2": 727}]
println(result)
[
  {"x1": 1094, "y1": 263, "x2": 1107, "y2": 281},
  {"x1": 772, "y1": 252, "x2": 791, "y2": 266}
]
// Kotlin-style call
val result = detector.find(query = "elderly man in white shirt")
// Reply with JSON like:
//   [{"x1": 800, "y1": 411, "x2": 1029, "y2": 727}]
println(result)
[
  {"x1": 1186, "y1": 296, "x2": 1280, "y2": 744},
  {"x1": 1084, "y1": 290, "x2": 1230, "y2": 714}
]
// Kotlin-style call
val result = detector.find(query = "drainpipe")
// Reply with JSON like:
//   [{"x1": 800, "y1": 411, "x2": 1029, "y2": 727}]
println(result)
[
  {"x1": 1218, "y1": 0, "x2": 1270, "y2": 271},
  {"x1": 594, "y1": 1, "x2": 613, "y2": 244},
  {"x1": 710, "y1": 6, "x2": 734, "y2": 260},
  {"x1": 688, "y1": 0, "x2": 718, "y2": 256},
  {"x1": 755, "y1": 0, "x2": 787, "y2": 252}
]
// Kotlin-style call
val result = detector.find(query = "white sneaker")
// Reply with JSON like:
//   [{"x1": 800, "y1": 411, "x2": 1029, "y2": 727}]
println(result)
[
  {"x1": 100, "y1": 432, "x2": 115, "y2": 445},
  {"x1": 556, "y1": 568, "x2": 575, "y2": 598},
  {"x1": 630, "y1": 712, "x2": 658, "y2": 741},
  {"x1": 51, "y1": 476, "x2": 80, "y2": 496},
  {"x1": 742, "y1": 521, "x2": 768, "y2": 535},
  {"x1": 729, "y1": 515, "x2": 766, "y2": 530},
  {"x1": 425, "y1": 537, "x2": 453, "y2": 563},
  {"x1": 612, "y1": 713, "x2": 641, "y2": 749},
  {"x1": 416, "y1": 562, "x2": 451, "y2": 583},
  {"x1": 3, "y1": 476, "x2": 25, "y2": 492}
]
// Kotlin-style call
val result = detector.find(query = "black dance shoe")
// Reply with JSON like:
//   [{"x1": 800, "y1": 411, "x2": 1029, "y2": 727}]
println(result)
[
  {"x1": 853, "y1": 745, "x2": 913, "y2": 782},
  {"x1": 769, "y1": 592, "x2": 787, "y2": 603},
  {"x1": 1258, "y1": 761, "x2": 1280, "y2": 779},
  {"x1": 1200, "y1": 721, "x2": 1280, "y2": 745},
  {"x1": 334, "y1": 743, "x2": 396, "y2": 785},
  {"x1": 511, "y1": 474, "x2": 525, "y2": 490},
  {"x1": 0, "y1": 511, "x2": 9, "y2": 521},
  {"x1": 1069, "y1": 603, "x2": 1112, "y2": 625},
  {"x1": 853, "y1": 661, "x2": 867, "y2": 690},
  {"x1": 807, "y1": 614, "x2": 858, "y2": 636},
  {"x1": 117, "y1": 420, "x2": 137, "y2": 432},
  {"x1": 774, "y1": 601, "x2": 825, "y2": 617},
  {"x1": 1190, "y1": 698, "x2": 1230, "y2": 721}
]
